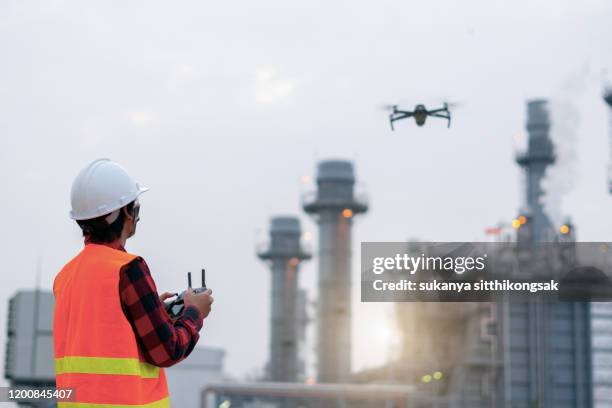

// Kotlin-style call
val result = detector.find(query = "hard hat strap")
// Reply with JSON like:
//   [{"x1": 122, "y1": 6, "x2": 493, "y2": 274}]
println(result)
[{"x1": 104, "y1": 209, "x2": 120, "y2": 224}]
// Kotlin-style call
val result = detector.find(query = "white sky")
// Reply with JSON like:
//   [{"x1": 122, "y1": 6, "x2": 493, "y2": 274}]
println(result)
[{"x1": 1, "y1": 0, "x2": 612, "y2": 381}]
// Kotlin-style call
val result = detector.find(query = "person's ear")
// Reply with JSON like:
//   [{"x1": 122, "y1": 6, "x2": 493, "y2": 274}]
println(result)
[{"x1": 123, "y1": 206, "x2": 133, "y2": 221}]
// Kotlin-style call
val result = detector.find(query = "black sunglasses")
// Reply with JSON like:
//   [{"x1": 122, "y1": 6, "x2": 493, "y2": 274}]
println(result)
[{"x1": 131, "y1": 200, "x2": 141, "y2": 222}]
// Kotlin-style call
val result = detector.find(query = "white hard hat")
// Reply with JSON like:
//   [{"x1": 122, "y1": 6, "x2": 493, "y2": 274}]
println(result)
[{"x1": 70, "y1": 158, "x2": 149, "y2": 221}]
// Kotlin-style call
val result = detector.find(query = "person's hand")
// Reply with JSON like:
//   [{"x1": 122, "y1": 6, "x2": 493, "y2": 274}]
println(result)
[
  {"x1": 159, "y1": 292, "x2": 177, "y2": 303},
  {"x1": 184, "y1": 288, "x2": 214, "y2": 318}
]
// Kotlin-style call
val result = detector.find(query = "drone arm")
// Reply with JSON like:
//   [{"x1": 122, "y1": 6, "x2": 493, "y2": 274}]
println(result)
[
  {"x1": 391, "y1": 112, "x2": 413, "y2": 120},
  {"x1": 389, "y1": 111, "x2": 413, "y2": 131},
  {"x1": 428, "y1": 107, "x2": 449, "y2": 114},
  {"x1": 394, "y1": 108, "x2": 412, "y2": 114},
  {"x1": 431, "y1": 112, "x2": 452, "y2": 128}
]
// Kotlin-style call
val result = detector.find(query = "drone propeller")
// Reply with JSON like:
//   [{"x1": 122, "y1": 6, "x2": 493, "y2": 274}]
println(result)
[
  {"x1": 378, "y1": 103, "x2": 398, "y2": 112},
  {"x1": 443, "y1": 101, "x2": 463, "y2": 109}
]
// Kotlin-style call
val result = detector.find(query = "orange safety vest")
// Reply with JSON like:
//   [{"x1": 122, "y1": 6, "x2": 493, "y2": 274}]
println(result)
[{"x1": 53, "y1": 243, "x2": 170, "y2": 407}]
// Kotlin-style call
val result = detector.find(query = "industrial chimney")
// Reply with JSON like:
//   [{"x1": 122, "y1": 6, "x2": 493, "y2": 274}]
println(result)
[
  {"x1": 303, "y1": 160, "x2": 368, "y2": 383},
  {"x1": 257, "y1": 216, "x2": 311, "y2": 382},
  {"x1": 515, "y1": 99, "x2": 555, "y2": 242}
]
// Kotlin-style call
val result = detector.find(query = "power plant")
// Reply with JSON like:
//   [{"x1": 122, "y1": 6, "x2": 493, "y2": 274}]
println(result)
[
  {"x1": 258, "y1": 216, "x2": 311, "y2": 382},
  {"x1": 303, "y1": 160, "x2": 368, "y2": 384},
  {"x1": 4, "y1": 100, "x2": 612, "y2": 408},
  {"x1": 208, "y1": 104, "x2": 603, "y2": 407},
  {"x1": 377, "y1": 100, "x2": 594, "y2": 408}
]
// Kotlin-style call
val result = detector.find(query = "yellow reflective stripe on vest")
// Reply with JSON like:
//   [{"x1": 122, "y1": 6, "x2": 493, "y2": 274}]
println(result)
[
  {"x1": 58, "y1": 397, "x2": 170, "y2": 408},
  {"x1": 55, "y1": 356, "x2": 160, "y2": 379}
]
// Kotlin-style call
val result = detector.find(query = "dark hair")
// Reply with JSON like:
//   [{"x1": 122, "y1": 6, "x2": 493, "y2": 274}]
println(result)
[{"x1": 77, "y1": 201, "x2": 135, "y2": 244}]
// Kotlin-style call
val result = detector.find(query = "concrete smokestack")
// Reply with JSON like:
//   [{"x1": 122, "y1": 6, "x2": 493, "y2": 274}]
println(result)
[
  {"x1": 303, "y1": 160, "x2": 368, "y2": 383},
  {"x1": 516, "y1": 99, "x2": 555, "y2": 242},
  {"x1": 258, "y1": 216, "x2": 311, "y2": 382}
]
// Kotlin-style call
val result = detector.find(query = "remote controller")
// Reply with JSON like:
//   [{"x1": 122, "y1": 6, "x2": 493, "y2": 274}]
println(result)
[{"x1": 166, "y1": 269, "x2": 207, "y2": 317}]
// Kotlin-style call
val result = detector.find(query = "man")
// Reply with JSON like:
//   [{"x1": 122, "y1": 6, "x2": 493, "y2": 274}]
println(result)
[{"x1": 53, "y1": 158, "x2": 214, "y2": 407}]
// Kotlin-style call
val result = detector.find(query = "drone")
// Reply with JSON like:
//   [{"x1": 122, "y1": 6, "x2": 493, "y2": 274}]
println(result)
[{"x1": 386, "y1": 103, "x2": 452, "y2": 130}]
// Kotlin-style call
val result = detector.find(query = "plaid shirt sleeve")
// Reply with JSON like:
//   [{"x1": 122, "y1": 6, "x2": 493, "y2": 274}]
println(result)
[{"x1": 119, "y1": 257, "x2": 204, "y2": 368}]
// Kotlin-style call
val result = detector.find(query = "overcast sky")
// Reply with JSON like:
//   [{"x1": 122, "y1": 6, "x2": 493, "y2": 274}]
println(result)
[{"x1": 1, "y1": 0, "x2": 612, "y2": 381}]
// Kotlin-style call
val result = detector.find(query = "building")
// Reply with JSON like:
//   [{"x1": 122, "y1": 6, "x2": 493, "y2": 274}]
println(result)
[
  {"x1": 5, "y1": 290, "x2": 55, "y2": 386},
  {"x1": 166, "y1": 346, "x2": 225, "y2": 407},
  {"x1": 391, "y1": 100, "x2": 593, "y2": 408}
]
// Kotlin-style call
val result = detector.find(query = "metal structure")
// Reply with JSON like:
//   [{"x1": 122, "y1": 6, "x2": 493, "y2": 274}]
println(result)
[
  {"x1": 5, "y1": 290, "x2": 55, "y2": 384},
  {"x1": 4, "y1": 290, "x2": 56, "y2": 407},
  {"x1": 590, "y1": 88, "x2": 612, "y2": 408},
  {"x1": 505, "y1": 100, "x2": 592, "y2": 408},
  {"x1": 497, "y1": 277, "x2": 592, "y2": 408},
  {"x1": 592, "y1": 302, "x2": 612, "y2": 408},
  {"x1": 303, "y1": 160, "x2": 368, "y2": 383},
  {"x1": 258, "y1": 216, "x2": 311, "y2": 382},
  {"x1": 296, "y1": 287, "x2": 310, "y2": 379},
  {"x1": 202, "y1": 382, "x2": 419, "y2": 408},
  {"x1": 515, "y1": 99, "x2": 556, "y2": 242}
]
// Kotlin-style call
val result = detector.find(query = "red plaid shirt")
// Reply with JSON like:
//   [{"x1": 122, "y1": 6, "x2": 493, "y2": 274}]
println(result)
[{"x1": 118, "y1": 256, "x2": 204, "y2": 367}]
